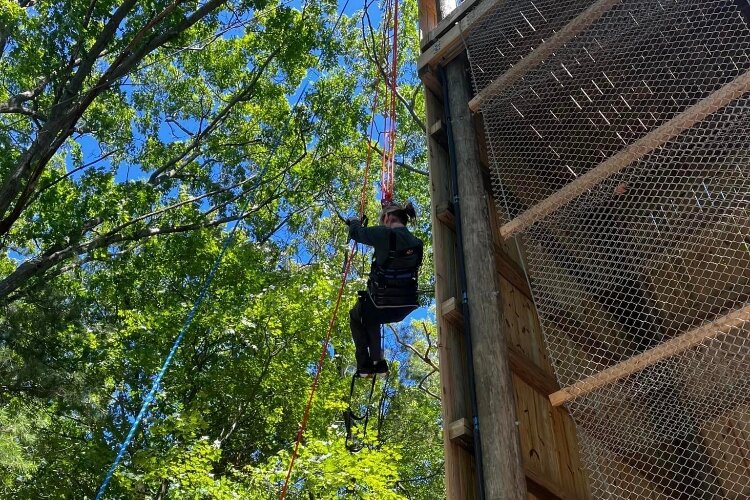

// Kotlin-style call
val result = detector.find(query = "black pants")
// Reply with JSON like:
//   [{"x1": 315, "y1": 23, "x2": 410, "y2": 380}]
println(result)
[{"x1": 349, "y1": 296, "x2": 383, "y2": 369}]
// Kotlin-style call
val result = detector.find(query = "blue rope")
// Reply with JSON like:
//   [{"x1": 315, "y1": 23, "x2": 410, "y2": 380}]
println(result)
[
  {"x1": 95, "y1": 80, "x2": 310, "y2": 499},
  {"x1": 95, "y1": 1, "x2": 353, "y2": 494}
]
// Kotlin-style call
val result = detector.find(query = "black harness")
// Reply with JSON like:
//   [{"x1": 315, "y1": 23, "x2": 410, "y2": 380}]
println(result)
[{"x1": 361, "y1": 230, "x2": 423, "y2": 324}]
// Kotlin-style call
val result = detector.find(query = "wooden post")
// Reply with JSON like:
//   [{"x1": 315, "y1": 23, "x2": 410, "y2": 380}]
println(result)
[
  {"x1": 425, "y1": 86, "x2": 477, "y2": 498},
  {"x1": 418, "y1": 0, "x2": 438, "y2": 46},
  {"x1": 445, "y1": 54, "x2": 527, "y2": 499}
]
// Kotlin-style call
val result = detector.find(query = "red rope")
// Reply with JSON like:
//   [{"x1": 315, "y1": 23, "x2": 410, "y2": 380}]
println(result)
[
  {"x1": 381, "y1": 0, "x2": 399, "y2": 206},
  {"x1": 279, "y1": 84, "x2": 381, "y2": 500},
  {"x1": 279, "y1": 0, "x2": 402, "y2": 491}
]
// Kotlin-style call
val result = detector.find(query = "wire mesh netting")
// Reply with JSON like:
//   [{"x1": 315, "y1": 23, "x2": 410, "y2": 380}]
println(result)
[{"x1": 464, "y1": 0, "x2": 750, "y2": 497}]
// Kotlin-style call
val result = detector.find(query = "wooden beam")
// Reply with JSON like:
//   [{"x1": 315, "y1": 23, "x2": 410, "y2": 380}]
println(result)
[
  {"x1": 508, "y1": 344, "x2": 560, "y2": 396},
  {"x1": 421, "y1": 0, "x2": 484, "y2": 51},
  {"x1": 442, "y1": 296, "x2": 464, "y2": 329},
  {"x1": 418, "y1": 0, "x2": 502, "y2": 73},
  {"x1": 442, "y1": 296, "x2": 560, "y2": 396},
  {"x1": 436, "y1": 201, "x2": 455, "y2": 230},
  {"x1": 493, "y1": 243, "x2": 532, "y2": 301},
  {"x1": 468, "y1": 0, "x2": 621, "y2": 112},
  {"x1": 525, "y1": 466, "x2": 573, "y2": 500},
  {"x1": 500, "y1": 68, "x2": 750, "y2": 239},
  {"x1": 448, "y1": 417, "x2": 474, "y2": 450},
  {"x1": 430, "y1": 119, "x2": 449, "y2": 149},
  {"x1": 550, "y1": 303, "x2": 750, "y2": 407}
]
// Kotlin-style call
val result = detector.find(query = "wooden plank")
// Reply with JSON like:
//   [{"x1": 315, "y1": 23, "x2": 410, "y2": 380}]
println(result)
[
  {"x1": 525, "y1": 467, "x2": 572, "y2": 500},
  {"x1": 421, "y1": 67, "x2": 443, "y2": 98},
  {"x1": 494, "y1": 243, "x2": 532, "y2": 300},
  {"x1": 417, "y1": 0, "x2": 502, "y2": 73},
  {"x1": 442, "y1": 296, "x2": 464, "y2": 329},
  {"x1": 443, "y1": 295, "x2": 560, "y2": 396},
  {"x1": 448, "y1": 417, "x2": 474, "y2": 450},
  {"x1": 550, "y1": 303, "x2": 750, "y2": 407},
  {"x1": 468, "y1": 0, "x2": 621, "y2": 112},
  {"x1": 500, "y1": 68, "x2": 750, "y2": 239},
  {"x1": 436, "y1": 201, "x2": 455, "y2": 230},
  {"x1": 421, "y1": 0, "x2": 484, "y2": 51},
  {"x1": 430, "y1": 119, "x2": 449, "y2": 149},
  {"x1": 550, "y1": 400, "x2": 591, "y2": 499},
  {"x1": 508, "y1": 344, "x2": 560, "y2": 396},
  {"x1": 513, "y1": 374, "x2": 570, "y2": 499}
]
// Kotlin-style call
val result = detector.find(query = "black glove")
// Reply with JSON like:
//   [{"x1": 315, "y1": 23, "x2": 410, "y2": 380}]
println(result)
[{"x1": 345, "y1": 214, "x2": 368, "y2": 227}]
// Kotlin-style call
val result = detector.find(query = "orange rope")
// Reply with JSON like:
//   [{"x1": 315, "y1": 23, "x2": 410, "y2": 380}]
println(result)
[
  {"x1": 380, "y1": 0, "x2": 399, "y2": 206},
  {"x1": 279, "y1": 84, "x2": 381, "y2": 500},
  {"x1": 279, "y1": 0, "x2": 402, "y2": 491}
]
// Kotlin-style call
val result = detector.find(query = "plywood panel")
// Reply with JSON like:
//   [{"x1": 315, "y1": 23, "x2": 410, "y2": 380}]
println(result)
[
  {"x1": 513, "y1": 374, "x2": 566, "y2": 494},
  {"x1": 700, "y1": 402, "x2": 750, "y2": 499},
  {"x1": 645, "y1": 204, "x2": 750, "y2": 339},
  {"x1": 600, "y1": 452, "x2": 670, "y2": 500},
  {"x1": 553, "y1": 407, "x2": 590, "y2": 500}
]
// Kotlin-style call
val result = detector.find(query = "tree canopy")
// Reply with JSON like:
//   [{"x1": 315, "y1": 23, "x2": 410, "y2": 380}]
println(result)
[{"x1": 0, "y1": 0, "x2": 443, "y2": 498}]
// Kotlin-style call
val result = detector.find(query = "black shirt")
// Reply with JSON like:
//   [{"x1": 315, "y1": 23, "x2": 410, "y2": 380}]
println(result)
[{"x1": 347, "y1": 221, "x2": 422, "y2": 268}]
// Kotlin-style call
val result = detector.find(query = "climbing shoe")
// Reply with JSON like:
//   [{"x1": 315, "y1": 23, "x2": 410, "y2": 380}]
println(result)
[
  {"x1": 372, "y1": 359, "x2": 389, "y2": 375},
  {"x1": 356, "y1": 362, "x2": 375, "y2": 378}
]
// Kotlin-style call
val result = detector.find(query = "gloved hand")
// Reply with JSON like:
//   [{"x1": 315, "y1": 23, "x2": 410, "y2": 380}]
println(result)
[{"x1": 345, "y1": 214, "x2": 368, "y2": 226}]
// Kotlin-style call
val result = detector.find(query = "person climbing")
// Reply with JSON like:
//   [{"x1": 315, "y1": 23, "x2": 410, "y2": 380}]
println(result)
[{"x1": 346, "y1": 202, "x2": 423, "y2": 377}]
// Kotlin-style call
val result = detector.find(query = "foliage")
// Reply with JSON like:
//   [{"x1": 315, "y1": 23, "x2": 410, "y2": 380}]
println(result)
[{"x1": 0, "y1": 0, "x2": 443, "y2": 498}]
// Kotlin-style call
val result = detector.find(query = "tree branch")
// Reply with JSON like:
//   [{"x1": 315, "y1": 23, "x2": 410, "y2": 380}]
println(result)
[
  {"x1": 147, "y1": 47, "x2": 281, "y2": 185},
  {"x1": 360, "y1": 10, "x2": 426, "y2": 133}
]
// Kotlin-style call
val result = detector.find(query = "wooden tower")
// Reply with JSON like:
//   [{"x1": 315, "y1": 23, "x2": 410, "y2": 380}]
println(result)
[
  {"x1": 418, "y1": 0, "x2": 750, "y2": 498},
  {"x1": 418, "y1": 0, "x2": 590, "y2": 497}
]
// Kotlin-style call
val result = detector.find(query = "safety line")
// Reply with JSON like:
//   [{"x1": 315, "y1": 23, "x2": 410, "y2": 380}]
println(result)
[
  {"x1": 94, "y1": 0, "x2": 354, "y2": 493},
  {"x1": 278, "y1": 72, "x2": 381, "y2": 500},
  {"x1": 95, "y1": 79, "x2": 310, "y2": 499},
  {"x1": 379, "y1": 0, "x2": 399, "y2": 206}
]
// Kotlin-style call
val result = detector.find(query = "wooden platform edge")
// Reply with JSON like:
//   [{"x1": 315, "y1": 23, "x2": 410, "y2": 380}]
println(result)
[
  {"x1": 501, "y1": 68, "x2": 750, "y2": 240},
  {"x1": 420, "y1": 0, "x2": 483, "y2": 52},
  {"x1": 549, "y1": 303, "x2": 750, "y2": 407},
  {"x1": 417, "y1": 0, "x2": 502, "y2": 73}
]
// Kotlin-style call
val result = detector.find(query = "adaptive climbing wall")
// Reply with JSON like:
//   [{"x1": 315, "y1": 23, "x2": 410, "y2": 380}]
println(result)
[{"x1": 465, "y1": 0, "x2": 750, "y2": 498}]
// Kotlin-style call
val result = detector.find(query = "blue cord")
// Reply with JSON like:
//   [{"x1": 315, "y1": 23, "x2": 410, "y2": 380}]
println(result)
[
  {"x1": 95, "y1": 1, "x2": 353, "y2": 494},
  {"x1": 94, "y1": 81, "x2": 309, "y2": 499}
]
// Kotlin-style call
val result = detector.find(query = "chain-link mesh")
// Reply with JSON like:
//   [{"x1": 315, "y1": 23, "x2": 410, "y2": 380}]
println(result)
[{"x1": 464, "y1": 0, "x2": 750, "y2": 497}]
